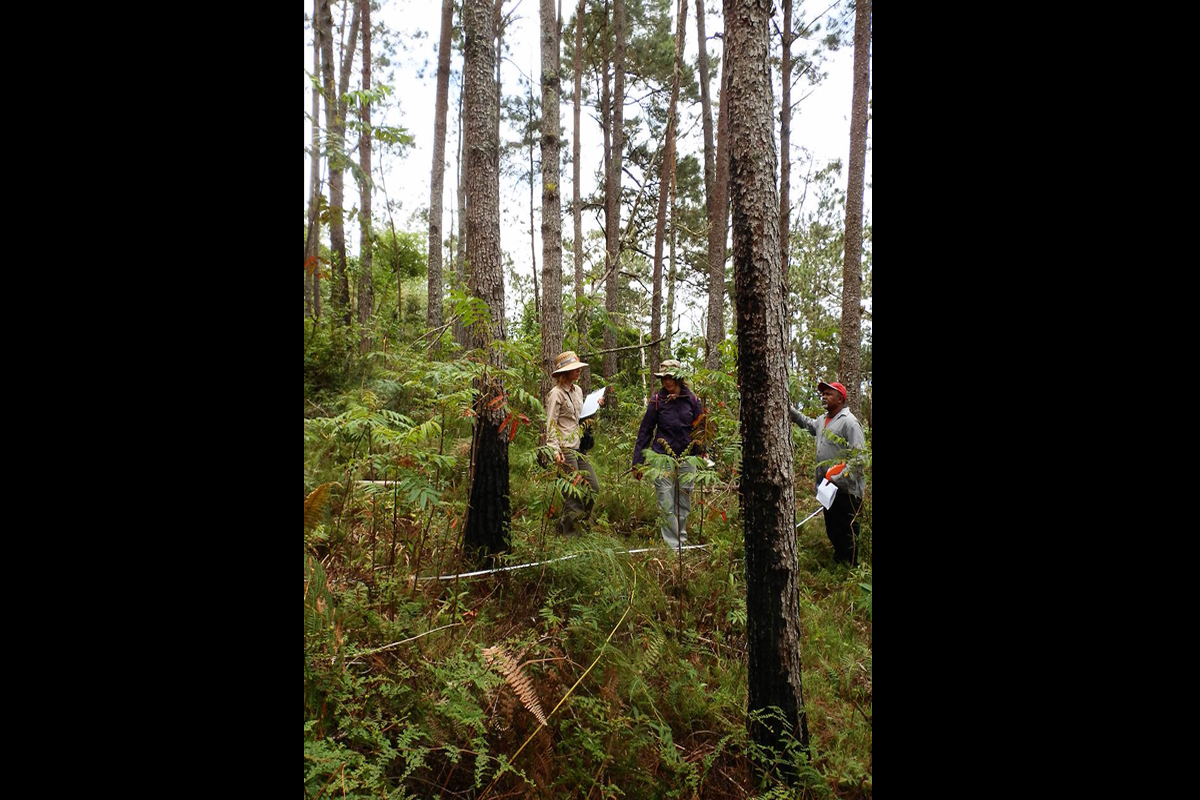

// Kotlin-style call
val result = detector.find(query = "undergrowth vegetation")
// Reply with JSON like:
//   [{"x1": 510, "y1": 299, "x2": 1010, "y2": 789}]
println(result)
[{"x1": 304, "y1": 314, "x2": 872, "y2": 798}]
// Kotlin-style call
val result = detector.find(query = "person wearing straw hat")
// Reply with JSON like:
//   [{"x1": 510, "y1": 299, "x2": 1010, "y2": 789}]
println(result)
[
  {"x1": 789, "y1": 380, "x2": 866, "y2": 566},
  {"x1": 632, "y1": 359, "x2": 707, "y2": 550},
  {"x1": 545, "y1": 350, "x2": 604, "y2": 535}
]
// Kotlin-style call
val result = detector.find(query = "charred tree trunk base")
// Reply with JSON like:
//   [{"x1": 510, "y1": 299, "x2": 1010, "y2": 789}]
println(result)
[{"x1": 463, "y1": 415, "x2": 511, "y2": 560}]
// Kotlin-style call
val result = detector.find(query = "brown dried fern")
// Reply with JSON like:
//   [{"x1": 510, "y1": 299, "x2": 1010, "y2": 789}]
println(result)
[
  {"x1": 530, "y1": 729, "x2": 553, "y2": 796},
  {"x1": 483, "y1": 645, "x2": 548, "y2": 727},
  {"x1": 304, "y1": 482, "x2": 337, "y2": 532},
  {"x1": 493, "y1": 684, "x2": 517, "y2": 733}
]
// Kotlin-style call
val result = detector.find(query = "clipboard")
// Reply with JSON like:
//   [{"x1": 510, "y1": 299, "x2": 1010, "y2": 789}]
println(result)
[
  {"x1": 579, "y1": 387, "x2": 607, "y2": 419},
  {"x1": 816, "y1": 478, "x2": 838, "y2": 510}
]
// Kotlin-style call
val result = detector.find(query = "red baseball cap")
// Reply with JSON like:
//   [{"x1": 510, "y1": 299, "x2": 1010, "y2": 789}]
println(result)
[{"x1": 817, "y1": 381, "x2": 847, "y2": 401}]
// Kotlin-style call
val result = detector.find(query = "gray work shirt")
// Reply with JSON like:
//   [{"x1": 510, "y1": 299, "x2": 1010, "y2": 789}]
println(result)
[{"x1": 789, "y1": 405, "x2": 866, "y2": 498}]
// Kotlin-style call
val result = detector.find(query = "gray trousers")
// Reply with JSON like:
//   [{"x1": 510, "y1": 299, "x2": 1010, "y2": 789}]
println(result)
[
  {"x1": 560, "y1": 450, "x2": 599, "y2": 535},
  {"x1": 654, "y1": 460, "x2": 696, "y2": 550}
]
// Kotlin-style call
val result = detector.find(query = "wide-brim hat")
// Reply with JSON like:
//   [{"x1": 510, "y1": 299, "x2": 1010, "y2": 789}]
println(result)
[
  {"x1": 817, "y1": 380, "x2": 847, "y2": 401},
  {"x1": 653, "y1": 359, "x2": 685, "y2": 378},
  {"x1": 551, "y1": 350, "x2": 588, "y2": 375}
]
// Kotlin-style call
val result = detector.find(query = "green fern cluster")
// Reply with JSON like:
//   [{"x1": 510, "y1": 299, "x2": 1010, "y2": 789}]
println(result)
[{"x1": 305, "y1": 307, "x2": 872, "y2": 798}]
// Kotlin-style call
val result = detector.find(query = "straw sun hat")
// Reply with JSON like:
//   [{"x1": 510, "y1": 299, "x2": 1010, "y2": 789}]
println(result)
[
  {"x1": 653, "y1": 359, "x2": 685, "y2": 378},
  {"x1": 551, "y1": 350, "x2": 588, "y2": 375}
]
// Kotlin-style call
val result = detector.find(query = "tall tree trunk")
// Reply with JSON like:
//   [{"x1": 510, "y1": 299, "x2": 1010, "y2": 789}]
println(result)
[
  {"x1": 840, "y1": 0, "x2": 870, "y2": 417},
  {"x1": 318, "y1": 0, "x2": 339, "y2": 324},
  {"x1": 540, "y1": 0, "x2": 564, "y2": 401},
  {"x1": 306, "y1": 0, "x2": 323, "y2": 320},
  {"x1": 598, "y1": 2, "x2": 611, "y2": 384},
  {"x1": 705, "y1": 5, "x2": 730, "y2": 369},
  {"x1": 495, "y1": 0, "x2": 504, "y2": 165},
  {"x1": 695, "y1": 0, "x2": 715, "y2": 224},
  {"x1": 357, "y1": 0, "x2": 374, "y2": 354},
  {"x1": 455, "y1": 74, "x2": 470, "y2": 349},
  {"x1": 603, "y1": 0, "x2": 625, "y2": 379},
  {"x1": 727, "y1": 0, "x2": 809, "y2": 773},
  {"x1": 428, "y1": 0, "x2": 455, "y2": 340},
  {"x1": 779, "y1": 0, "x2": 792, "y2": 352},
  {"x1": 463, "y1": 0, "x2": 511, "y2": 558},
  {"x1": 573, "y1": 0, "x2": 588, "y2": 393},
  {"x1": 650, "y1": 0, "x2": 688, "y2": 373},
  {"x1": 528, "y1": 81, "x2": 541, "y2": 326},
  {"x1": 665, "y1": 165, "x2": 677, "y2": 357},
  {"x1": 319, "y1": 0, "x2": 361, "y2": 329}
]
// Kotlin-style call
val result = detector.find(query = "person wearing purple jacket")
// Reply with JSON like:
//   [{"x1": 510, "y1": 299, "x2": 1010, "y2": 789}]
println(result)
[{"x1": 632, "y1": 360, "x2": 706, "y2": 550}]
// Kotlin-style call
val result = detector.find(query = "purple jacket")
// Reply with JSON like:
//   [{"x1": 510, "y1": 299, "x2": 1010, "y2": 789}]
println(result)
[{"x1": 632, "y1": 389, "x2": 706, "y2": 466}]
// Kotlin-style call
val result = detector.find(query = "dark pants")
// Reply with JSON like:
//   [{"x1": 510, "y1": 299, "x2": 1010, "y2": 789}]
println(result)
[
  {"x1": 560, "y1": 450, "x2": 599, "y2": 535},
  {"x1": 822, "y1": 491, "x2": 862, "y2": 566}
]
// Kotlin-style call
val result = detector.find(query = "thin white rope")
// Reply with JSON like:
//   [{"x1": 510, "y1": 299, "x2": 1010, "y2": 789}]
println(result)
[{"x1": 417, "y1": 543, "x2": 711, "y2": 582}]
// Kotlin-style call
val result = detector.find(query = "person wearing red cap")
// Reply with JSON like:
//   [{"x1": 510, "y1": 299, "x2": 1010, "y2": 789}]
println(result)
[{"x1": 789, "y1": 380, "x2": 866, "y2": 566}]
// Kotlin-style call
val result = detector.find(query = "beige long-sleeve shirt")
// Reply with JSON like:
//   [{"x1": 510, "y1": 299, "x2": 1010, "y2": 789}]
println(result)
[{"x1": 544, "y1": 383, "x2": 584, "y2": 455}]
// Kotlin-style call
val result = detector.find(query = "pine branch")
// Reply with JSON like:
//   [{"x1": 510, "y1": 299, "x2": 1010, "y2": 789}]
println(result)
[{"x1": 577, "y1": 337, "x2": 665, "y2": 359}]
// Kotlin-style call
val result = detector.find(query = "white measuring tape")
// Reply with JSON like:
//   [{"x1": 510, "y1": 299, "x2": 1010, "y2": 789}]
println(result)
[
  {"x1": 416, "y1": 543, "x2": 711, "y2": 582},
  {"x1": 796, "y1": 506, "x2": 824, "y2": 527}
]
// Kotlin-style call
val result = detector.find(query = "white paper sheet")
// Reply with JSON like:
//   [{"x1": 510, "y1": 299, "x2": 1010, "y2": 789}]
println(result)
[
  {"x1": 580, "y1": 386, "x2": 607, "y2": 419},
  {"x1": 816, "y1": 478, "x2": 838, "y2": 510}
]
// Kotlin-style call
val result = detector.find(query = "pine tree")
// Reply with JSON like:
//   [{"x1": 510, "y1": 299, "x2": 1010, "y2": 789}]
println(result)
[
  {"x1": 728, "y1": 0, "x2": 810, "y2": 773},
  {"x1": 703, "y1": 0, "x2": 730, "y2": 369},
  {"x1": 356, "y1": 0, "x2": 374, "y2": 354},
  {"x1": 650, "y1": 0, "x2": 688, "y2": 372},
  {"x1": 427, "y1": 0, "x2": 455, "y2": 341},
  {"x1": 462, "y1": 0, "x2": 511, "y2": 557},
  {"x1": 318, "y1": 0, "x2": 360, "y2": 328},
  {"x1": 305, "y1": 0, "x2": 323, "y2": 320},
  {"x1": 603, "y1": 0, "x2": 626, "y2": 379},
  {"x1": 840, "y1": 0, "x2": 870, "y2": 416},
  {"x1": 572, "y1": 0, "x2": 588, "y2": 393},
  {"x1": 540, "y1": 0, "x2": 565, "y2": 399}
]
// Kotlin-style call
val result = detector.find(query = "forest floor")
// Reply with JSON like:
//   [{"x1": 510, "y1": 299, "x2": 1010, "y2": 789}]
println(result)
[{"x1": 305, "y1": 333, "x2": 872, "y2": 798}]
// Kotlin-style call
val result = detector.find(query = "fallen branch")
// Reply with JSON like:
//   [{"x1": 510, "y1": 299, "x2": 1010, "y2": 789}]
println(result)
[{"x1": 577, "y1": 336, "x2": 665, "y2": 359}]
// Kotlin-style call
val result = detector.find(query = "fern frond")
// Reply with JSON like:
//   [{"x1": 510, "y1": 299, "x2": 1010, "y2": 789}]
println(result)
[
  {"x1": 530, "y1": 729, "x2": 553, "y2": 791},
  {"x1": 304, "y1": 483, "x2": 337, "y2": 532},
  {"x1": 483, "y1": 645, "x2": 548, "y2": 727},
  {"x1": 640, "y1": 630, "x2": 666, "y2": 673}
]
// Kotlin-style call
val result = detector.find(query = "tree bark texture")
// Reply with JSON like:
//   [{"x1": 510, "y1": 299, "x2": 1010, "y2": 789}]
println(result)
[
  {"x1": 779, "y1": 0, "x2": 792, "y2": 351},
  {"x1": 455, "y1": 75, "x2": 470, "y2": 349},
  {"x1": 319, "y1": 0, "x2": 360, "y2": 328},
  {"x1": 463, "y1": 0, "x2": 511, "y2": 557},
  {"x1": 357, "y1": 0, "x2": 373, "y2": 354},
  {"x1": 603, "y1": 0, "x2": 625, "y2": 379},
  {"x1": 573, "y1": 0, "x2": 588, "y2": 393},
  {"x1": 695, "y1": 0, "x2": 715, "y2": 223},
  {"x1": 665, "y1": 165, "x2": 677, "y2": 357},
  {"x1": 839, "y1": 0, "x2": 870, "y2": 417},
  {"x1": 428, "y1": 0, "x2": 455, "y2": 335},
  {"x1": 317, "y1": 0, "x2": 339, "y2": 324},
  {"x1": 529, "y1": 85, "x2": 540, "y2": 328},
  {"x1": 727, "y1": 0, "x2": 809, "y2": 767},
  {"x1": 540, "y1": 0, "x2": 564, "y2": 400},
  {"x1": 650, "y1": 0, "x2": 688, "y2": 373},
  {"x1": 306, "y1": 1, "x2": 322, "y2": 320},
  {"x1": 705, "y1": 6, "x2": 730, "y2": 369}
]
